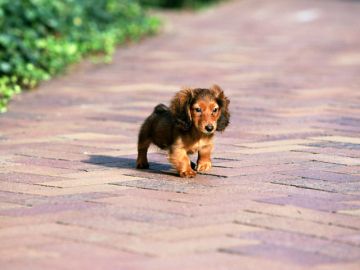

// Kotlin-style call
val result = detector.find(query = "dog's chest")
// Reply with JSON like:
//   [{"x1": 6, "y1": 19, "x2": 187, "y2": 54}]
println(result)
[{"x1": 186, "y1": 138, "x2": 210, "y2": 154}]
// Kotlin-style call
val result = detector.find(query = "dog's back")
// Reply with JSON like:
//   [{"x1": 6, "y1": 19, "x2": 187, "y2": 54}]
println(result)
[{"x1": 139, "y1": 104, "x2": 175, "y2": 150}]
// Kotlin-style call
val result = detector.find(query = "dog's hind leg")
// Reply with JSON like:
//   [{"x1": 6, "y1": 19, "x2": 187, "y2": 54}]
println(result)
[
  {"x1": 136, "y1": 120, "x2": 152, "y2": 169},
  {"x1": 136, "y1": 140, "x2": 150, "y2": 169}
]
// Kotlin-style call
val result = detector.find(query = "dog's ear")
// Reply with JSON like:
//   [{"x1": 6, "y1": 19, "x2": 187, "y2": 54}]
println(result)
[
  {"x1": 211, "y1": 84, "x2": 230, "y2": 131},
  {"x1": 170, "y1": 87, "x2": 194, "y2": 131}
]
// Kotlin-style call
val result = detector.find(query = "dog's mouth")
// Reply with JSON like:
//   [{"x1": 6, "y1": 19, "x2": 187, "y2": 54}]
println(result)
[{"x1": 203, "y1": 130, "x2": 215, "y2": 135}]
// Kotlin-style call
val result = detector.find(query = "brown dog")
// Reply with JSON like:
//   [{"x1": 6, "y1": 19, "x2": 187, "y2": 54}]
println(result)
[{"x1": 136, "y1": 85, "x2": 230, "y2": 178}]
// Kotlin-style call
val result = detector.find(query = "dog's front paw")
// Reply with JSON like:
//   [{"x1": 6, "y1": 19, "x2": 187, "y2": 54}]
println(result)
[
  {"x1": 197, "y1": 161, "x2": 212, "y2": 172},
  {"x1": 179, "y1": 169, "x2": 197, "y2": 178}
]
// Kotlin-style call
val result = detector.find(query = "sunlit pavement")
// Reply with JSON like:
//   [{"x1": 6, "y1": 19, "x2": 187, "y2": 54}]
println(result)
[{"x1": 1, "y1": 0, "x2": 360, "y2": 269}]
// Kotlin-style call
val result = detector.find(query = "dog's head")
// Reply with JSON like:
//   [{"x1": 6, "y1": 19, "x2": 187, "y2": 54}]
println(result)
[{"x1": 170, "y1": 84, "x2": 230, "y2": 134}]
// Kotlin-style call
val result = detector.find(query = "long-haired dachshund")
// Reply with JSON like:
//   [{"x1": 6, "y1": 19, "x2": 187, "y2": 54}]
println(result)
[{"x1": 136, "y1": 84, "x2": 230, "y2": 178}]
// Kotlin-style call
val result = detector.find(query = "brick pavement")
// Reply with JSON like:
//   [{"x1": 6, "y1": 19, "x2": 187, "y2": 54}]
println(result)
[{"x1": 1, "y1": 0, "x2": 360, "y2": 269}]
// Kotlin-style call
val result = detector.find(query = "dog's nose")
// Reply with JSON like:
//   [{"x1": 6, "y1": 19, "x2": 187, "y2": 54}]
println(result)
[{"x1": 205, "y1": 124, "x2": 214, "y2": 132}]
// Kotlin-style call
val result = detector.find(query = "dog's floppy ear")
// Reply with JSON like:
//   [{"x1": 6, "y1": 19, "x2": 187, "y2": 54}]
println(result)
[
  {"x1": 170, "y1": 87, "x2": 194, "y2": 131},
  {"x1": 211, "y1": 84, "x2": 230, "y2": 131}
]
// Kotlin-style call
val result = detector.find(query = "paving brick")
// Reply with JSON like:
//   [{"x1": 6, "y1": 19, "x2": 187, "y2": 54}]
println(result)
[
  {"x1": 58, "y1": 214, "x2": 172, "y2": 235},
  {"x1": 237, "y1": 229, "x2": 360, "y2": 261},
  {"x1": 38, "y1": 174, "x2": 144, "y2": 188},
  {"x1": 231, "y1": 145, "x2": 312, "y2": 154},
  {"x1": 0, "y1": 156, "x2": 13, "y2": 167},
  {"x1": 271, "y1": 178, "x2": 360, "y2": 194},
  {"x1": 337, "y1": 209, "x2": 360, "y2": 217},
  {"x1": 0, "y1": 223, "x2": 68, "y2": 238},
  {"x1": 57, "y1": 132, "x2": 126, "y2": 141},
  {"x1": 309, "y1": 154, "x2": 360, "y2": 166},
  {"x1": 12, "y1": 156, "x2": 100, "y2": 170},
  {"x1": 0, "y1": 202, "x2": 23, "y2": 210},
  {"x1": 111, "y1": 178, "x2": 213, "y2": 194},
  {"x1": 310, "y1": 136, "x2": 360, "y2": 145},
  {"x1": 0, "y1": 234, "x2": 60, "y2": 250},
  {"x1": 43, "y1": 226, "x2": 233, "y2": 256},
  {"x1": 129, "y1": 252, "x2": 306, "y2": 270},
  {"x1": 35, "y1": 241, "x2": 150, "y2": 269},
  {"x1": 304, "y1": 141, "x2": 360, "y2": 151},
  {"x1": 0, "y1": 246, "x2": 60, "y2": 262},
  {"x1": 234, "y1": 210, "x2": 359, "y2": 241},
  {"x1": 0, "y1": 201, "x2": 97, "y2": 217},
  {"x1": 0, "y1": 182, "x2": 130, "y2": 197},
  {"x1": 295, "y1": 145, "x2": 360, "y2": 159},
  {"x1": 222, "y1": 243, "x2": 342, "y2": 266},
  {"x1": 313, "y1": 262, "x2": 360, "y2": 270},
  {"x1": 14, "y1": 149, "x2": 91, "y2": 162},
  {"x1": 277, "y1": 169, "x2": 360, "y2": 182},
  {"x1": 49, "y1": 223, "x2": 252, "y2": 256},
  {"x1": 259, "y1": 193, "x2": 360, "y2": 212},
  {"x1": 326, "y1": 165, "x2": 360, "y2": 175},
  {"x1": 214, "y1": 155, "x2": 308, "y2": 168},
  {"x1": 242, "y1": 203, "x2": 360, "y2": 230},
  {"x1": 3, "y1": 164, "x2": 80, "y2": 176},
  {"x1": 236, "y1": 139, "x2": 314, "y2": 148},
  {"x1": 147, "y1": 223, "x2": 261, "y2": 241},
  {"x1": 0, "y1": 172, "x2": 71, "y2": 184}
]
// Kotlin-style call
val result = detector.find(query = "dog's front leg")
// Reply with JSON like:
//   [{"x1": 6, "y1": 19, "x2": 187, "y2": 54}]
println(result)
[
  {"x1": 169, "y1": 147, "x2": 196, "y2": 178},
  {"x1": 197, "y1": 144, "x2": 213, "y2": 172}
]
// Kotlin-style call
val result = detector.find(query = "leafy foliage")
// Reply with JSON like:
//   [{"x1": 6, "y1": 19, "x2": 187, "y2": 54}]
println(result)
[
  {"x1": 139, "y1": 0, "x2": 220, "y2": 8},
  {"x1": 0, "y1": 0, "x2": 160, "y2": 112}
]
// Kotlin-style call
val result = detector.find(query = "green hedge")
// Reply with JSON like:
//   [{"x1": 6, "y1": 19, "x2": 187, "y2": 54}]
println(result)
[
  {"x1": 139, "y1": 0, "x2": 219, "y2": 8},
  {"x1": 0, "y1": 0, "x2": 160, "y2": 112}
]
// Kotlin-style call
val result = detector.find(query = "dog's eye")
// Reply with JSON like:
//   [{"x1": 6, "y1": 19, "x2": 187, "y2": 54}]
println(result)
[
  {"x1": 213, "y1": 108, "x2": 218, "y2": 113},
  {"x1": 195, "y1": 108, "x2": 202, "y2": 113}
]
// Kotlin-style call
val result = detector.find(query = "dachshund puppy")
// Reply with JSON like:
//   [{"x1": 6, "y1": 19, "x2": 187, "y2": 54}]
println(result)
[{"x1": 136, "y1": 84, "x2": 230, "y2": 178}]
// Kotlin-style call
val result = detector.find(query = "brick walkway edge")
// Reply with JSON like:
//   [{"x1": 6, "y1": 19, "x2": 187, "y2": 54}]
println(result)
[{"x1": 0, "y1": 0, "x2": 360, "y2": 269}]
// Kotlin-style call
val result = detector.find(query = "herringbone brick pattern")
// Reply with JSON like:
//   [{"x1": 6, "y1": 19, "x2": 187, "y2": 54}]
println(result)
[{"x1": 1, "y1": 0, "x2": 360, "y2": 269}]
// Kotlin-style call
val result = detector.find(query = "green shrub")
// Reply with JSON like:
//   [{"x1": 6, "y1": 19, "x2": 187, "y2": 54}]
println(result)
[
  {"x1": 0, "y1": 0, "x2": 160, "y2": 112},
  {"x1": 139, "y1": 0, "x2": 219, "y2": 8}
]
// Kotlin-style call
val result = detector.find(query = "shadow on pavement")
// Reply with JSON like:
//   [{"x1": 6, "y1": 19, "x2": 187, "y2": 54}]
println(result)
[{"x1": 84, "y1": 155, "x2": 176, "y2": 176}]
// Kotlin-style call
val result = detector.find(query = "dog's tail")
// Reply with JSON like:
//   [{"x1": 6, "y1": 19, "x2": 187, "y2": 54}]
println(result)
[{"x1": 153, "y1": 104, "x2": 169, "y2": 114}]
